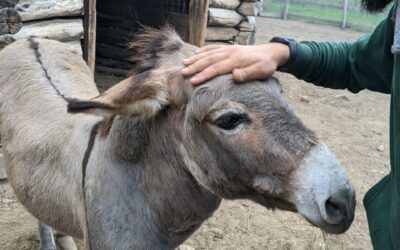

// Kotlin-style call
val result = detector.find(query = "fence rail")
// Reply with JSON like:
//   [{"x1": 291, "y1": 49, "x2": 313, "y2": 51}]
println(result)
[{"x1": 262, "y1": 0, "x2": 388, "y2": 32}]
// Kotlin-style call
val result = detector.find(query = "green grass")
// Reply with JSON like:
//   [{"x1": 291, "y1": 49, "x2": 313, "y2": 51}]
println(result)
[{"x1": 263, "y1": 0, "x2": 387, "y2": 32}]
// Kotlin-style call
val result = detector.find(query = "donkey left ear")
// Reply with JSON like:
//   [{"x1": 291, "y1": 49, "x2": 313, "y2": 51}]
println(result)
[{"x1": 67, "y1": 74, "x2": 169, "y2": 118}]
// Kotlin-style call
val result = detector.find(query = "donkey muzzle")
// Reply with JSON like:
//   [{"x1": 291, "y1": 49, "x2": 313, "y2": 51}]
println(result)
[{"x1": 291, "y1": 142, "x2": 356, "y2": 234}]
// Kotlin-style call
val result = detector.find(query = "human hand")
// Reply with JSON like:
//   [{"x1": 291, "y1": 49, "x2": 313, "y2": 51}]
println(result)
[{"x1": 181, "y1": 43, "x2": 290, "y2": 85}]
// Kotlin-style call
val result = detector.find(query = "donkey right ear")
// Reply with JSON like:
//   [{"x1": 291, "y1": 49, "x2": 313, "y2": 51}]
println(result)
[{"x1": 67, "y1": 75, "x2": 169, "y2": 118}]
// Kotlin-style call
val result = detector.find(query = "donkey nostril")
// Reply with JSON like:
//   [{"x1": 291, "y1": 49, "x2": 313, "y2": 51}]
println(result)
[{"x1": 325, "y1": 197, "x2": 346, "y2": 224}]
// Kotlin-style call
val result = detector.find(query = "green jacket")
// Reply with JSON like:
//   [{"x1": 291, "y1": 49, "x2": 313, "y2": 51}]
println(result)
[{"x1": 286, "y1": 6, "x2": 400, "y2": 250}]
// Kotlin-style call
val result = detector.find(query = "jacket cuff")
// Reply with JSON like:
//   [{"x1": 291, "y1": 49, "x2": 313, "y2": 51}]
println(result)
[{"x1": 280, "y1": 42, "x2": 313, "y2": 75}]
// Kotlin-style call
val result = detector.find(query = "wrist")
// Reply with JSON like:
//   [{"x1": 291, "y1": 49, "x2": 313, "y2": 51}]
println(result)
[
  {"x1": 266, "y1": 43, "x2": 290, "y2": 67},
  {"x1": 269, "y1": 37, "x2": 298, "y2": 71}
]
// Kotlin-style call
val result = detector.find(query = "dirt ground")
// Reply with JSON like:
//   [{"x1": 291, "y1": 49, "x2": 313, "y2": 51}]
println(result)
[{"x1": 0, "y1": 18, "x2": 390, "y2": 249}]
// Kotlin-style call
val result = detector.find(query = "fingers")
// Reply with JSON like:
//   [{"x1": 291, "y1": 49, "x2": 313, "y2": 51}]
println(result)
[
  {"x1": 196, "y1": 44, "x2": 225, "y2": 54},
  {"x1": 183, "y1": 45, "x2": 229, "y2": 66},
  {"x1": 182, "y1": 49, "x2": 219, "y2": 67},
  {"x1": 182, "y1": 52, "x2": 229, "y2": 77},
  {"x1": 233, "y1": 63, "x2": 275, "y2": 83},
  {"x1": 189, "y1": 59, "x2": 235, "y2": 85}
]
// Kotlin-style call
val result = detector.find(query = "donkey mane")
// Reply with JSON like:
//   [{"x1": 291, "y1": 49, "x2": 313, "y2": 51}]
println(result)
[{"x1": 127, "y1": 26, "x2": 184, "y2": 75}]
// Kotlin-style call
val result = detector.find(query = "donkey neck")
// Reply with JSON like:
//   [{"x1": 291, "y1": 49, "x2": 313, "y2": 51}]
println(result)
[{"x1": 104, "y1": 114, "x2": 221, "y2": 246}]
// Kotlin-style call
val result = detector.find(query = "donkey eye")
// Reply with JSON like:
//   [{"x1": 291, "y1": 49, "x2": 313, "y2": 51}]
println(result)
[{"x1": 215, "y1": 113, "x2": 250, "y2": 130}]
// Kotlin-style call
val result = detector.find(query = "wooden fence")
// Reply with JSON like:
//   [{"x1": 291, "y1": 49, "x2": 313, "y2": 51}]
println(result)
[{"x1": 262, "y1": 0, "x2": 387, "y2": 32}]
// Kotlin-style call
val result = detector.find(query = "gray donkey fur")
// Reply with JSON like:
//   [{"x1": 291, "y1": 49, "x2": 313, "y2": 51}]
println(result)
[{"x1": 0, "y1": 28, "x2": 355, "y2": 250}]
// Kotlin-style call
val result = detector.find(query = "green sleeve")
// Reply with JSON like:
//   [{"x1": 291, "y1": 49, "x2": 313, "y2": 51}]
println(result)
[{"x1": 285, "y1": 6, "x2": 395, "y2": 94}]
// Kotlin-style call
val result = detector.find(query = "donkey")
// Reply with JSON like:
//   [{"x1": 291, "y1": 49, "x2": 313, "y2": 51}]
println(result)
[{"x1": 0, "y1": 28, "x2": 355, "y2": 250}]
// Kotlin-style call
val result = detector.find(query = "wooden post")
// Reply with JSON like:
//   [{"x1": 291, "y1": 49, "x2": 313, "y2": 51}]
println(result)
[
  {"x1": 188, "y1": 0, "x2": 209, "y2": 47},
  {"x1": 282, "y1": 0, "x2": 290, "y2": 20},
  {"x1": 342, "y1": 0, "x2": 348, "y2": 29},
  {"x1": 84, "y1": 0, "x2": 96, "y2": 74}
]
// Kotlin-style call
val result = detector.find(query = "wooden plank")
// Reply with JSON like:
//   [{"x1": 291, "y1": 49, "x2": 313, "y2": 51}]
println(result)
[
  {"x1": 1, "y1": 18, "x2": 83, "y2": 43},
  {"x1": 83, "y1": 0, "x2": 96, "y2": 74},
  {"x1": 208, "y1": 8, "x2": 243, "y2": 27},
  {"x1": 15, "y1": 0, "x2": 83, "y2": 22},
  {"x1": 188, "y1": 0, "x2": 209, "y2": 47}
]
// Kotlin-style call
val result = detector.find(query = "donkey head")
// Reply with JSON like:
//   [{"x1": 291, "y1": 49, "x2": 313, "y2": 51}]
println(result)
[{"x1": 68, "y1": 27, "x2": 355, "y2": 234}]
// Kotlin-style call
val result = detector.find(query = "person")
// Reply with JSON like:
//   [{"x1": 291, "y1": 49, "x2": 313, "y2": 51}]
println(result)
[{"x1": 181, "y1": 0, "x2": 399, "y2": 249}]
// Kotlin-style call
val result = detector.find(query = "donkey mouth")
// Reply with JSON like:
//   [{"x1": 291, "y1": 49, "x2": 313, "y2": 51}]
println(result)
[{"x1": 251, "y1": 195, "x2": 297, "y2": 212}]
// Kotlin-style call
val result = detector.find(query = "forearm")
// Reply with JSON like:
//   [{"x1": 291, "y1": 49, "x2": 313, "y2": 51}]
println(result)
[{"x1": 284, "y1": 41, "x2": 364, "y2": 93}]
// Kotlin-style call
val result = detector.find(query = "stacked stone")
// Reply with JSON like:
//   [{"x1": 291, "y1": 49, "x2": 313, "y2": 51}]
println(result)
[
  {"x1": 206, "y1": 0, "x2": 261, "y2": 45},
  {"x1": 0, "y1": 0, "x2": 84, "y2": 54}
]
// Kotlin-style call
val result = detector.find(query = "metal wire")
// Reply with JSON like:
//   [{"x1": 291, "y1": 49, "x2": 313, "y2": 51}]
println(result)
[{"x1": 136, "y1": 0, "x2": 189, "y2": 14}]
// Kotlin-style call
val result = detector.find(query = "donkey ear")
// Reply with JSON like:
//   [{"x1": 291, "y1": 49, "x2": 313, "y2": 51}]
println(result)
[{"x1": 67, "y1": 74, "x2": 168, "y2": 118}]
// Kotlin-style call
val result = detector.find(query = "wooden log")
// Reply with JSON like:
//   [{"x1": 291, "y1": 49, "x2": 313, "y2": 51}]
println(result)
[
  {"x1": 237, "y1": 2, "x2": 256, "y2": 16},
  {"x1": 234, "y1": 31, "x2": 255, "y2": 45},
  {"x1": 206, "y1": 27, "x2": 239, "y2": 41},
  {"x1": 96, "y1": 43, "x2": 134, "y2": 62},
  {"x1": 96, "y1": 65, "x2": 129, "y2": 77},
  {"x1": 209, "y1": 0, "x2": 240, "y2": 9},
  {"x1": 0, "y1": 8, "x2": 22, "y2": 35},
  {"x1": 238, "y1": 16, "x2": 256, "y2": 31},
  {"x1": 15, "y1": 0, "x2": 83, "y2": 22},
  {"x1": 8, "y1": 18, "x2": 83, "y2": 42},
  {"x1": 0, "y1": 0, "x2": 19, "y2": 8},
  {"x1": 188, "y1": 0, "x2": 209, "y2": 47},
  {"x1": 96, "y1": 56, "x2": 133, "y2": 69},
  {"x1": 208, "y1": 8, "x2": 243, "y2": 27}
]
